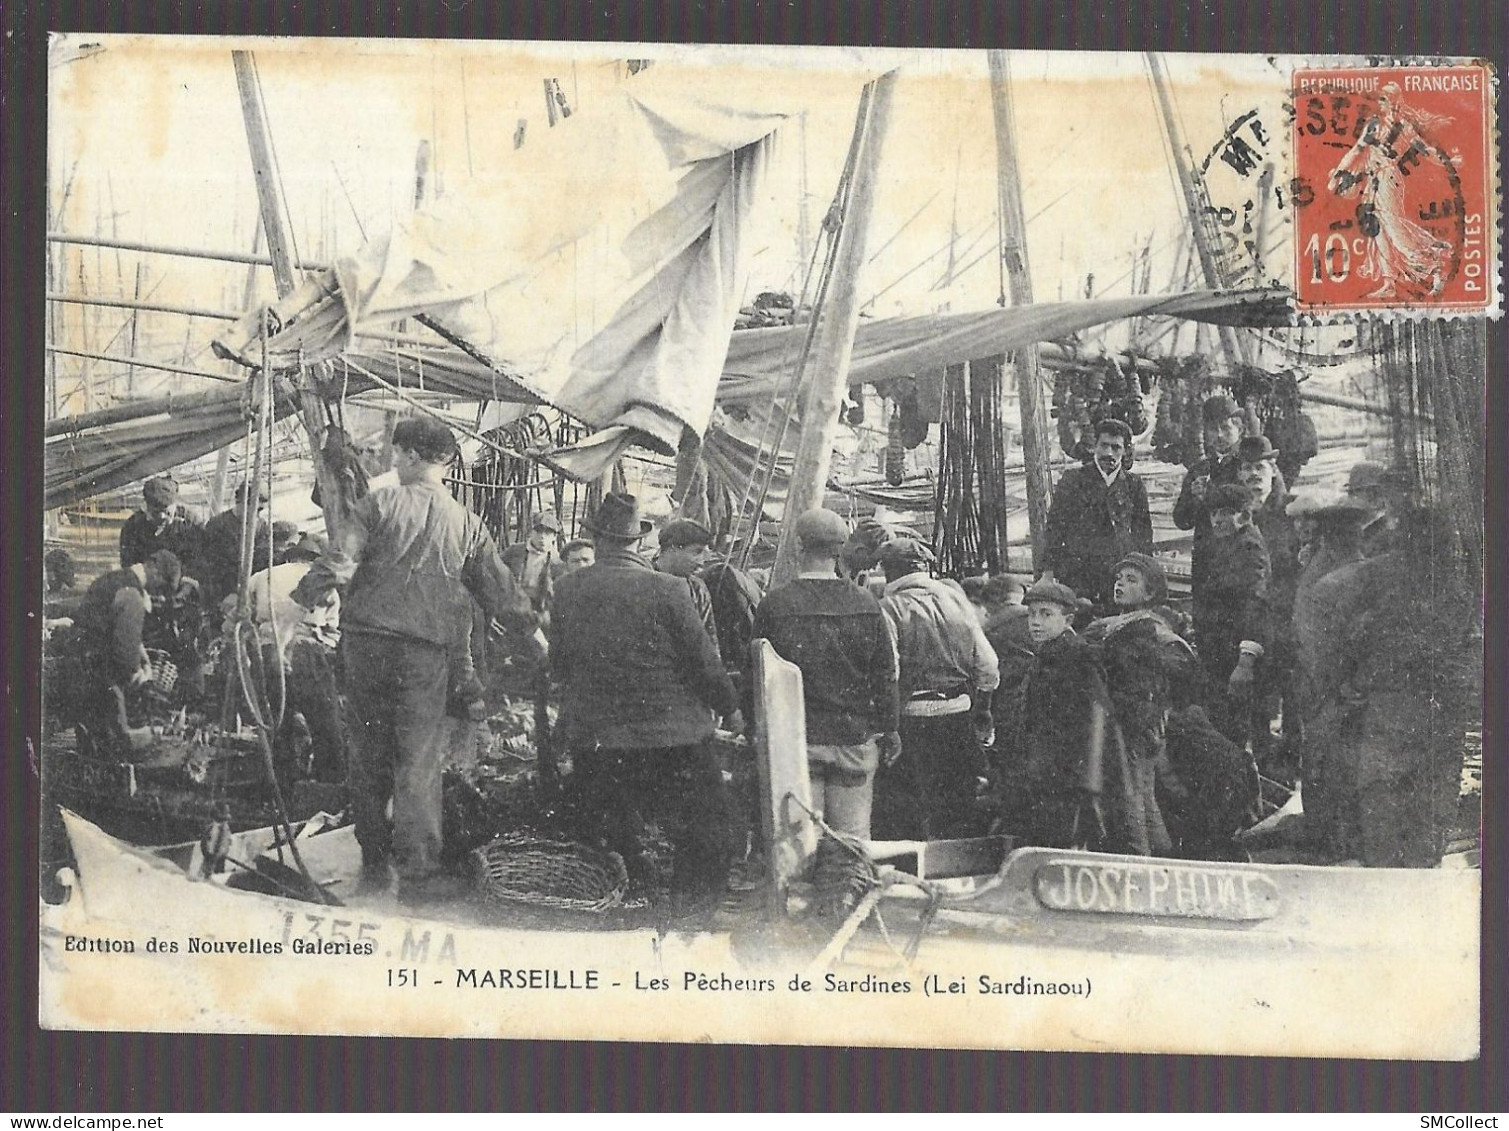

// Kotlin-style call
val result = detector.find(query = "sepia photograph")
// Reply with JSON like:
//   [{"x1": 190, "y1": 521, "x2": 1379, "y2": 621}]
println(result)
[{"x1": 37, "y1": 34, "x2": 1490, "y2": 1057}]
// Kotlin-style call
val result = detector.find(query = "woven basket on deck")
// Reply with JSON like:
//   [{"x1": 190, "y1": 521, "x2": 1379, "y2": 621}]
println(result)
[{"x1": 472, "y1": 832, "x2": 628, "y2": 913}]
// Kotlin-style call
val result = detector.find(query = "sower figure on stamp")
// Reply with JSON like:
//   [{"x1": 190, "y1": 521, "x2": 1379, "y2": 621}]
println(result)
[
  {"x1": 1042, "y1": 418, "x2": 1153, "y2": 615},
  {"x1": 749, "y1": 508, "x2": 900, "y2": 841},
  {"x1": 872, "y1": 537, "x2": 999, "y2": 841},
  {"x1": 551, "y1": 493, "x2": 737, "y2": 915},
  {"x1": 292, "y1": 417, "x2": 542, "y2": 905}
]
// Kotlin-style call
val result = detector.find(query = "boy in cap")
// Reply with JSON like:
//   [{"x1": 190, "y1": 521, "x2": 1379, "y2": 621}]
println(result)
[
  {"x1": 1196, "y1": 483, "x2": 1271, "y2": 749},
  {"x1": 120, "y1": 474, "x2": 205, "y2": 574},
  {"x1": 501, "y1": 512, "x2": 561, "y2": 614},
  {"x1": 1042, "y1": 417, "x2": 1153, "y2": 613},
  {"x1": 873, "y1": 537, "x2": 999, "y2": 840},
  {"x1": 1010, "y1": 579, "x2": 1144, "y2": 852},
  {"x1": 1084, "y1": 554, "x2": 1201, "y2": 855},
  {"x1": 749, "y1": 508, "x2": 900, "y2": 839}
]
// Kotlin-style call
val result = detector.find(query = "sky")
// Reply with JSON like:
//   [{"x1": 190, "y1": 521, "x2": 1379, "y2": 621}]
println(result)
[{"x1": 48, "y1": 36, "x2": 1292, "y2": 411}]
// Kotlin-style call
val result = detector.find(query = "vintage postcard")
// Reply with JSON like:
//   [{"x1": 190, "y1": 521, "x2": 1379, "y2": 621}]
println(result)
[{"x1": 39, "y1": 36, "x2": 1492, "y2": 1057}]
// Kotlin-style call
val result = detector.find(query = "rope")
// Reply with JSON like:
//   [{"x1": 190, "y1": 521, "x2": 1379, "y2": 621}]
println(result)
[{"x1": 729, "y1": 81, "x2": 876, "y2": 568}]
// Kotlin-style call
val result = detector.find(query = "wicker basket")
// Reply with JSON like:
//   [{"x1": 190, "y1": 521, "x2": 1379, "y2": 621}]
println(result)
[
  {"x1": 144, "y1": 648, "x2": 178, "y2": 697},
  {"x1": 472, "y1": 832, "x2": 629, "y2": 913}
]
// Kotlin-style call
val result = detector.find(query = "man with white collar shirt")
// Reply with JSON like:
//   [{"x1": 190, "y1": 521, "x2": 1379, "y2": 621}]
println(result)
[{"x1": 1042, "y1": 418, "x2": 1153, "y2": 614}]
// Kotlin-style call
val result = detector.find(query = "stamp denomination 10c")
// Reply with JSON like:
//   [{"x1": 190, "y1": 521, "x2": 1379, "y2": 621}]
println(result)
[{"x1": 1292, "y1": 63, "x2": 1496, "y2": 314}]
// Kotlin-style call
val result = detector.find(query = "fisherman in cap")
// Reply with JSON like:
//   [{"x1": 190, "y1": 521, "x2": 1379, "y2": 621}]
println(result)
[
  {"x1": 654, "y1": 517, "x2": 762, "y2": 698},
  {"x1": 501, "y1": 511, "x2": 561, "y2": 615},
  {"x1": 292, "y1": 416, "x2": 541, "y2": 904},
  {"x1": 120, "y1": 474, "x2": 205, "y2": 574},
  {"x1": 1195, "y1": 482, "x2": 1271, "y2": 750},
  {"x1": 872, "y1": 537, "x2": 999, "y2": 840},
  {"x1": 199, "y1": 480, "x2": 272, "y2": 610},
  {"x1": 1172, "y1": 392, "x2": 1248, "y2": 608},
  {"x1": 551, "y1": 492, "x2": 737, "y2": 913},
  {"x1": 1008, "y1": 578, "x2": 1143, "y2": 852},
  {"x1": 68, "y1": 549, "x2": 185, "y2": 754},
  {"x1": 653, "y1": 517, "x2": 721, "y2": 645},
  {"x1": 748, "y1": 509, "x2": 900, "y2": 839},
  {"x1": 1042, "y1": 417, "x2": 1153, "y2": 613}
]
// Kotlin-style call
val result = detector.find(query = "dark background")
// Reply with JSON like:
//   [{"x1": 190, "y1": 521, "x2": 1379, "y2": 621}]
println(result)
[{"x1": 4, "y1": 0, "x2": 1504, "y2": 1112}]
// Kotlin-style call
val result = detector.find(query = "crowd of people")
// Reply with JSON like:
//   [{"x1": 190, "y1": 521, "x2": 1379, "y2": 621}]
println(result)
[{"x1": 47, "y1": 398, "x2": 1476, "y2": 910}]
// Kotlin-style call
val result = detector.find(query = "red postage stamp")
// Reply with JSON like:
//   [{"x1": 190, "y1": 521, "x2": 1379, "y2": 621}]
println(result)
[{"x1": 1291, "y1": 63, "x2": 1496, "y2": 313}]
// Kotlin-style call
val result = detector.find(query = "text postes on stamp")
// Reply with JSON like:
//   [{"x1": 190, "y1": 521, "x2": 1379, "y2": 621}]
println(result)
[{"x1": 1292, "y1": 63, "x2": 1496, "y2": 314}]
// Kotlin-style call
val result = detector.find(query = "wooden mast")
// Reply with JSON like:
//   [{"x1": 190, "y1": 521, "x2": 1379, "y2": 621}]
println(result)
[
  {"x1": 232, "y1": 49, "x2": 347, "y2": 540},
  {"x1": 988, "y1": 50, "x2": 1053, "y2": 571},
  {"x1": 770, "y1": 71, "x2": 900, "y2": 588},
  {"x1": 1145, "y1": 51, "x2": 1249, "y2": 372}
]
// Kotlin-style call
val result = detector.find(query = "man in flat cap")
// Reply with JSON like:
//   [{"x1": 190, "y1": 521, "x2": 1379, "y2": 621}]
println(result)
[
  {"x1": 293, "y1": 416, "x2": 541, "y2": 904},
  {"x1": 120, "y1": 475, "x2": 205, "y2": 574},
  {"x1": 552, "y1": 492, "x2": 737, "y2": 914},
  {"x1": 1173, "y1": 393, "x2": 1249, "y2": 612},
  {"x1": 654, "y1": 517, "x2": 720, "y2": 644},
  {"x1": 501, "y1": 511, "x2": 561, "y2": 616},
  {"x1": 749, "y1": 508, "x2": 899, "y2": 839},
  {"x1": 872, "y1": 537, "x2": 999, "y2": 840},
  {"x1": 1042, "y1": 417, "x2": 1153, "y2": 614}
]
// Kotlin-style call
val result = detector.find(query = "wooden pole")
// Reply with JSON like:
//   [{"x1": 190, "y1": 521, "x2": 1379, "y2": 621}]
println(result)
[
  {"x1": 771, "y1": 71, "x2": 899, "y2": 587},
  {"x1": 232, "y1": 49, "x2": 347, "y2": 540},
  {"x1": 988, "y1": 50, "x2": 1053, "y2": 571},
  {"x1": 1145, "y1": 52, "x2": 1249, "y2": 371}
]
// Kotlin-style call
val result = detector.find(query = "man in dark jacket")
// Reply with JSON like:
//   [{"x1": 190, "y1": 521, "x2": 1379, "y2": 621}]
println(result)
[
  {"x1": 119, "y1": 475, "x2": 204, "y2": 573},
  {"x1": 552, "y1": 493, "x2": 737, "y2": 910},
  {"x1": 292, "y1": 417, "x2": 540, "y2": 903},
  {"x1": 199, "y1": 481, "x2": 271, "y2": 609},
  {"x1": 69, "y1": 549, "x2": 184, "y2": 751},
  {"x1": 750, "y1": 508, "x2": 899, "y2": 839},
  {"x1": 1195, "y1": 483, "x2": 1271, "y2": 749},
  {"x1": 1173, "y1": 393, "x2": 1247, "y2": 605},
  {"x1": 1042, "y1": 418, "x2": 1153, "y2": 613},
  {"x1": 653, "y1": 517, "x2": 721, "y2": 647},
  {"x1": 1237, "y1": 435, "x2": 1297, "y2": 771}
]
